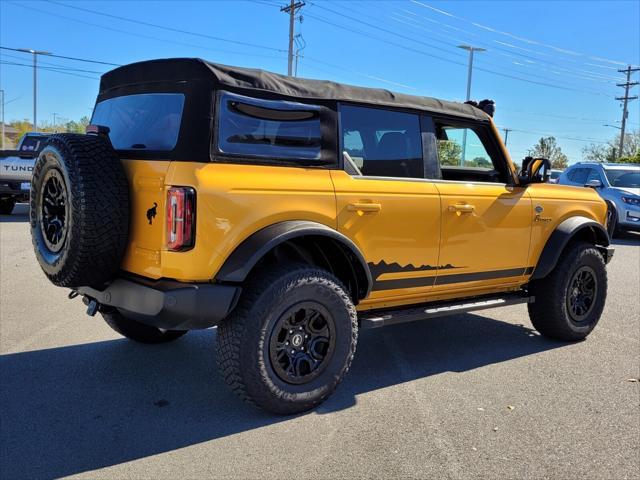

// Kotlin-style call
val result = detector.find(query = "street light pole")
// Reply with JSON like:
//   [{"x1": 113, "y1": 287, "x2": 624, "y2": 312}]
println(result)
[
  {"x1": 0, "y1": 89, "x2": 5, "y2": 150},
  {"x1": 458, "y1": 45, "x2": 486, "y2": 165},
  {"x1": 17, "y1": 49, "x2": 52, "y2": 132}
]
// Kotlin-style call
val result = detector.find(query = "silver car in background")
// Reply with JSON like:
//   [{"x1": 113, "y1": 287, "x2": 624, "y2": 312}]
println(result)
[{"x1": 558, "y1": 162, "x2": 640, "y2": 237}]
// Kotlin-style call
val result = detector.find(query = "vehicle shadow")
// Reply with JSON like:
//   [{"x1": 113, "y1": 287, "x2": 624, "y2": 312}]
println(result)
[
  {"x1": 0, "y1": 203, "x2": 29, "y2": 223},
  {"x1": 0, "y1": 313, "x2": 562, "y2": 479},
  {"x1": 611, "y1": 230, "x2": 640, "y2": 246}
]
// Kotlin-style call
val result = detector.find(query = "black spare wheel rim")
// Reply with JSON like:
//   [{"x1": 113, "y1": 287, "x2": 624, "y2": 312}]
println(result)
[
  {"x1": 567, "y1": 265, "x2": 598, "y2": 322},
  {"x1": 269, "y1": 301, "x2": 336, "y2": 385},
  {"x1": 38, "y1": 168, "x2": 68, "y2": 253}
]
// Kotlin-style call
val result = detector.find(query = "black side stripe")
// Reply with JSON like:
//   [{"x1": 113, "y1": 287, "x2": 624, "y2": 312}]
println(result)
[
  {"x1": 372, "y1": 266, "x2": 536, "y2": 291},
  {"x1": 374, "y1": 276, "x2": 436, "y2": 290}
]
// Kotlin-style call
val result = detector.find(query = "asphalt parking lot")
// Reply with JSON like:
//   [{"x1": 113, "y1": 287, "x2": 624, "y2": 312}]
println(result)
[{"x1": 1, "y1": 203, "x2": 639, "y2": 480}]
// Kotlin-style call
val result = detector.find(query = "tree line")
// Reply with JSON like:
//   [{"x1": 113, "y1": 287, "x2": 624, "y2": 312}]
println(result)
[
  {"x1": 2, "y1": 117, "x2": 90, "y2": 149},
  {"x1": 528, "y1": 130, "x2": 639, "y2": 168}
]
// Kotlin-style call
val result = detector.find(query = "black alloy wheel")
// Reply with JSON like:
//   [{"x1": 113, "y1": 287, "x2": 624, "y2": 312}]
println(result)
[
  {"x1": 269, "y1": 302, "x2": 336, "y2": 385},
  {"x1": 566, "y1": 266, "x2": 598, "y2": 322},
  {"x1": 216, "y1": 264, "x2": 358, "y2": 414},
  {"x1": 527, "y1": 241, "x2": 607, "y2": 341},
  {"x1": 38, "y1": 168, "x2": 68, "y2": 253}
]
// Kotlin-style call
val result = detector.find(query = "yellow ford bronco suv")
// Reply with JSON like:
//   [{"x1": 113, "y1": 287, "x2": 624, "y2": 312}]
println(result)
[{"x1": 30, "y1": 58, "x2": 614, "y2": 414}]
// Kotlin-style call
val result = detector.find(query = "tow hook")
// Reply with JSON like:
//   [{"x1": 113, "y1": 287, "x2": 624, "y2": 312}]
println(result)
[
  {"x1": 81, "y1": 295, "x2": 100, "y2": 316},
  {"x1": 68, "y1": 289, "x2": 101, "y2": 316}
]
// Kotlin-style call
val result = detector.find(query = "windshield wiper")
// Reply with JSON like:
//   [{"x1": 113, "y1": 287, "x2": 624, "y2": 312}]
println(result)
[{"x1": 131, "y1": 143, "x2": 147, "y2": 149}]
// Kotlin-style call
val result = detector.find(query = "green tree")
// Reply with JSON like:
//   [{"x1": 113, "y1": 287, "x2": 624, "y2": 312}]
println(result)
[
  {"x1": 617, "y1": 152, "x2": 640, "y2": 164},
  {"x1": 63, "y1": 116, "x2": 91, "y2": 134},
  {"x1": 9, "y1": 119, "x2": 33, "y2": 139},
  {"x1": 582, "y1": 130, "x2": 639, "y2": 163},
  {"x1": 438, "y1": 140, "x2": 462, "y2": 166},
  {"x1": 527, "y1": 136, "x2": 568, "y2": 169}
]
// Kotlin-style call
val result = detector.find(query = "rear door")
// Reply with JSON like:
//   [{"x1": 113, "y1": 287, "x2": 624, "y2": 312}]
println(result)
[
  {"x1": 332, "y1": 104, "x2": 441, "y2": 307},
  {"x1": 91, "y1": 92, "x2": 186, "y2": 278},
  {"x1": 431, "y1": 121, "x2": 532, "y2": 290}
]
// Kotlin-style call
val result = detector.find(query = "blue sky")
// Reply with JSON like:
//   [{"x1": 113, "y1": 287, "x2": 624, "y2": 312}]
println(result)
[{"x1": 1, "y1": 0, "x2": 639, "y2": 163}]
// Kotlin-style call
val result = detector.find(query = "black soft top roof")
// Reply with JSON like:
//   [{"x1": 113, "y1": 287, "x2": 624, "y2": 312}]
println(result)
[{"x1": 99, "y1": 58, "x2": 489, "y2": 122}]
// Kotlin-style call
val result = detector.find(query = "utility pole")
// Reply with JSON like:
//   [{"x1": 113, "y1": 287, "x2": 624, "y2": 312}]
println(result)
[
  {"x1": 0, "y1": 89, "x2": 5, "y2": 150},
  {"x1": 17, "y1": 49, "x2": 52, "y2": 132},
  {"x1": 616, "y1": 65, "x2": 639, "y2": 159},
  {"x1": 51, "y1": 112, "x2": 62, "y2": 133},
  {"x1": 503, "y1": 128, "x2": 511, "y2": 147},
  {"x1": 281, "y1": 0, "x2": 305, "y2": 76},
  {"x1": 457, "y1": 45, "x2": 486, "y2": 165},
  {"x1": 293, "y1": 33, "x2": 306, "y2": 77}
]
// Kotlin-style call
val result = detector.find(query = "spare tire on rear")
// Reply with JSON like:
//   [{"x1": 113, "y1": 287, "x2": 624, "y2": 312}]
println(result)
[{"x1": 30, "y1": 133, "x2": 130, "y2": 288}]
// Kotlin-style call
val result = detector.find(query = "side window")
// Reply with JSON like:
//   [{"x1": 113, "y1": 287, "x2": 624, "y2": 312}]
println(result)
[
  {"x1": 217, "y1": 91, "x2": 321, "y2": 161},
  {"x1": 586, "y1": 169, "x2": 602, "y2": 184},
  {"x1": 436, "y1": 127, "x2": 493, "y2": 169},
  {"x1": 340, "y1": 104, "x2": 423, "y2": 178},
  {"x1": 568, "y1": 168, "x2": 589, "y2": 184},
  {"x1": 433, "y1": 122, "x2": 508, "y2": 183}
]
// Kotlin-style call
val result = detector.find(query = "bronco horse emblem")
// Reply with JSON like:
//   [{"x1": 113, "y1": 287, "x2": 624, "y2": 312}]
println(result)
[{"x1": 146, "y1": 202, "x2": 158, "y2": 225}]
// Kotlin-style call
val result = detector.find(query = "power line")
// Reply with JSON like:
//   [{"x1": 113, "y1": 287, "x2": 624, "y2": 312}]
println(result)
[
  {"x1": 499, "y1": 107, "x2": 639, "y2": 127},
  {"x1": 310, "y1": 2, "x2": 620, "y2": 95},
  {"x1": 498, "y1": 127, "x2": 610, "y2": 144},
  {"x1": 384, "y1": 8, "x2": 624, "y2": 85},
  {"x1": 302, "y1": 9, "x2": 614, "y2": 98},
  {"x1": 1, "y1": 52, "x2": 106, "y2": 74},
  {"x1": 328, "y1": 1, "x2": 626, "y2": 84},
  {"x1": 410, "y1": 0, "x2": 627, "y2": 67},
  {"x1": 0, "y1": 61, "x2": 99, "y2": 80},
  {"x1": 1, "y1": 46, "x2": 119, "y2": 67},
  {"x1": 46, "y1": 0, "x2": 288, "y2": 53},
  {"x1": 6, "y1": 3, "x2": 287, "y2": 62}
]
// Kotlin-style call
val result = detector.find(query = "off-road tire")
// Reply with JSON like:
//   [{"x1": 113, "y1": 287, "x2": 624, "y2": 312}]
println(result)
[
  {"x1": 0, "y1": 197, "x2": 16, "y2": 215},
  {"x1": 528, "y1": 242, "x2": 607, "y2": 341},
  {"x1": 216, "y1": 264, "x2": 358, "y2": 415},
  {"x1": 102, "y1": 309, "x2": 187, "y2": 344},
  {"x1": 30, "y1": 134, "x2": 129, "y2": 288}
]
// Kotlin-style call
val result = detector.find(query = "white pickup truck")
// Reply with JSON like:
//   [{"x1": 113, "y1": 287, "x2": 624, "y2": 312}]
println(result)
[{"x1": 0, "y1": 133, "x2": 49, "y2": 214}]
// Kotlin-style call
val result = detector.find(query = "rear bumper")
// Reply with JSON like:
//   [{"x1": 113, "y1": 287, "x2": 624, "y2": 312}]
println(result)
[
  {"x1": 0, "y1": 182, "x2": 29, "y2": 199},
  {"x1": 77, "y1": 276, "x2": 241, "y2": 330}
]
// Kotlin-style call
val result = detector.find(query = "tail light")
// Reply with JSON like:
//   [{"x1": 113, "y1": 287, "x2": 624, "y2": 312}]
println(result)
[{"x1": 166, "y1": 187, "x2": 196, "y2": 251}]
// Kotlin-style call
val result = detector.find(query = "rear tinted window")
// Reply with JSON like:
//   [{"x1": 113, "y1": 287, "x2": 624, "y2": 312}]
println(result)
[
  {"x1": 217, "y1": 91, "x2": 321, "y2": 160},
  {"x1": 91, "y1": 93, "x2": 185, "y2": 151},
  {"x1": 20, "y1": 135, "x2": 48, "y2": 152},
  {"x1": 340, "y1": 104, "x2": 423, "y2": 178}
]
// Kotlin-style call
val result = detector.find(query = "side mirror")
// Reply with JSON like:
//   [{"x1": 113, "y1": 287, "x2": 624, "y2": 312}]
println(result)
[
  {"x1": 519, "y1": 156, "x2": 551, "y2": 185},
  {"x1": 585, "y1": 179, "x2": 602, "y2": 189}
]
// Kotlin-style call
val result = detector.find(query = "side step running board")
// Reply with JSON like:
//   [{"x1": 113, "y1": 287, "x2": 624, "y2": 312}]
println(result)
[{"x1": 359, "y1": 293, "x2": 534, "y2": 329}]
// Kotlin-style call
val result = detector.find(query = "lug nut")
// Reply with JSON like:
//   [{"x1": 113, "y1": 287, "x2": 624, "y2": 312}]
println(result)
[{"x1": 285, "y1": 341, "x2": 289, "y2": 345}]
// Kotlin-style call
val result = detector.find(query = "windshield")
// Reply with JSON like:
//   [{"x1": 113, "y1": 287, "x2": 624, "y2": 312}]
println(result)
[
  {"x1": 604, "y1": 169, "x2": 640, "y2": 188},
  {"x1": 91, "y1": 93, "x2": 185, "y2": 151}
]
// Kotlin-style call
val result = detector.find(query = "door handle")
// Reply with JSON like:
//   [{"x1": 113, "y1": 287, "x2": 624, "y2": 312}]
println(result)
[
  {"x1": 448, "y1": 204, "x2": 475, "y2": 213},
  {"x1": 347, "y1": 202, "x2": 382, "y2": 214}
]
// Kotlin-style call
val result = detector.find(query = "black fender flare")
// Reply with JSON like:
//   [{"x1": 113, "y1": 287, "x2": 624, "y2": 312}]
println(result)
[
  {"x1": 215, "y1": 220, "x2": 372, "y2": 299},
  {"x1": 530, "y1": 216, "x2": 610, "y2": 281}
]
